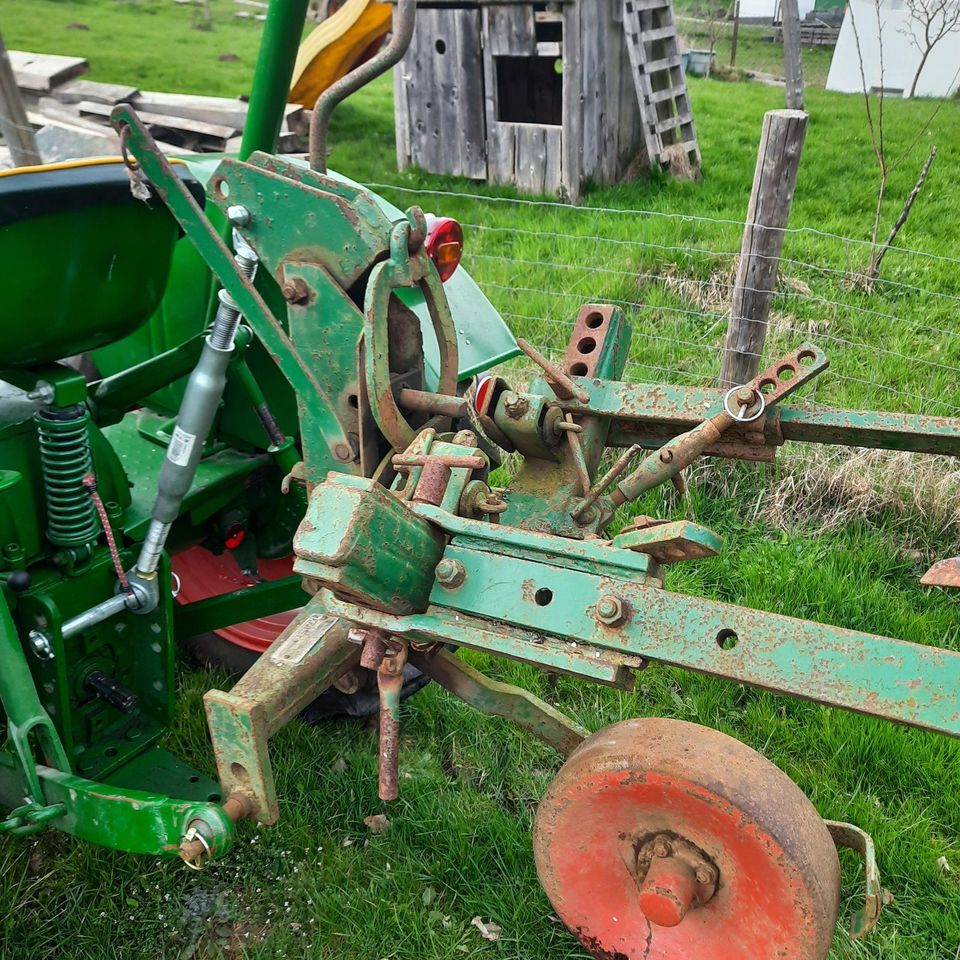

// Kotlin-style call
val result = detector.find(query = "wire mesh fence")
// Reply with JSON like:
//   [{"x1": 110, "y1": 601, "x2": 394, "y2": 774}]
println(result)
[{"x1": 370, "y1": 182, "x2": 960, "y2": 418}]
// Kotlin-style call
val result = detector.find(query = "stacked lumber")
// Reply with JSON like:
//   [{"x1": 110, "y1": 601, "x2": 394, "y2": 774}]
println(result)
[{"x1": 0, "y1": 49, "x2": 308, "y2": 168}]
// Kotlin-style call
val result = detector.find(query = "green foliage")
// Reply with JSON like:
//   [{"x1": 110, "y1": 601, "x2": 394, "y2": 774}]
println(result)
[{"x1": 3, "y1": 3, "x2": 960, "y2": 959}]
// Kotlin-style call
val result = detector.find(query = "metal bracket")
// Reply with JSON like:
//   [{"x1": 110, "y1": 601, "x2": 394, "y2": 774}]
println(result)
[
  {"x1": 826, "y1": 820, "x2": 892, "y2": 939},
  {"x1": 409, "y1": 648, "x2": 588, "y2": 756}
]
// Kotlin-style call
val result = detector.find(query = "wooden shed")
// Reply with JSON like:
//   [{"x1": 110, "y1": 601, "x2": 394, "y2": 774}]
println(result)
[{"x1": 394, "y1": 0, "x2": 669, "y2": 200}]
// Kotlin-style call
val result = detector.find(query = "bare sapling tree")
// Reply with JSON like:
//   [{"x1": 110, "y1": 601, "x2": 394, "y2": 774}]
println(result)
[
  {"x1": 848, "y1": 0, "x2": 951, "y2": 283},
  {"x1": 690, "y1": 0, "x2": 731, "y2": 75},
  {"x1": 901, "y1": 0, "x2": 960, "y2": 97}
]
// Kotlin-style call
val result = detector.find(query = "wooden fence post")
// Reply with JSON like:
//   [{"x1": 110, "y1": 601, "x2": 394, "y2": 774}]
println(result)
[
  {"x1": 719, "y1": 109, "x2": 808, "y2": 388},
  {"x1": 0, "y1": 29, "x2": 41, "y2": 167},
  {"x1": 780, "y1": 0, "x2": 805, "y2": 110}
]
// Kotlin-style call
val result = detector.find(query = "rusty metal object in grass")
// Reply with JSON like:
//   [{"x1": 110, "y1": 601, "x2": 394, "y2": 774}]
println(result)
[
  {"x1": 920, "y1": 556, "x2": 960, "y2": 588},
  {"x1": 826, "y1": 821, "x2": 892, "y2": 939},
  {"x1": 409, "y1": 649, "x2": 587, "y2": 756},
  {"x1": 534, "y1": 718, "x2": 841, "y2": 960}
]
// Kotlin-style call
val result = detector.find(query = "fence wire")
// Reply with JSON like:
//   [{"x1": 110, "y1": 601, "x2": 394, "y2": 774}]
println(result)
[{"x1": 370, "y1": 182, "x2": 960, "y2": 418}]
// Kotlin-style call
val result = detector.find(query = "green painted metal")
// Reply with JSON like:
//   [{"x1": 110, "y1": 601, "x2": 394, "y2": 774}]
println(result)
[
  {"x1": 174, "y1": 575, "x2": 306, "y2": 637},
  {"x1": 0, "y1": 168, "x2": 185, "y2": 368},
  {"x1": 104, "y1": 745, "x2": 222, "y2": 804},
  {"x1": 0, "y1": 593, "x2": 71, "y2": 804},
  {"x1": 34, "y1": 404, "x2": 99, "y2": 548},
  {"x1": 35, "y1": 762, "x2": 234, "y2": 858},
  {"x1": 239, "y1": 0, "x2": 311, "y2": 161},
  {"x1": 410, "y1": 649, "x2": 588, "y2": 756},
  {"x1": 574, "y1": 379, "x2": 960, "y2": 458},
  {"x1": 293, "y1": 475, "x2": 444, "y2": 614},
  {"x1": 204, "y1": 598, "x2": 360, "y2": 823},
  {"x1": 503, "y1": 307, "x2": 632, "y2": 537}
]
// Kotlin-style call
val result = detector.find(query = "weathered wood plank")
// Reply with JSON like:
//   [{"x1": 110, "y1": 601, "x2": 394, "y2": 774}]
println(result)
[
  {"x1": 484, "y1": 5, "x2": 536, "y2": 55},
  {"x1": 396, "y1": 7, "x2": 485, "y2": 179},
  {"x1": 0, "y1": 33, "x2": 41, "y2": 165},
  {"x1": 9, "y1": 50, "x2": 89, "y2": 93},
  {"x1": 560, "y1": 0, "x2": 582, "y2": 199},
  {"x1": 79, "y1": 100, "x2": 235, "y2": 148},
  {"x1": 52, "y1": 78, "x2": 139, "y2": 105}
]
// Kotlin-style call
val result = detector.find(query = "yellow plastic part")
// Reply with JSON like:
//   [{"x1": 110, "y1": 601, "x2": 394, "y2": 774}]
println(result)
[{"x1": 289, "y1": 0, "x2": 392, "y2": 107}]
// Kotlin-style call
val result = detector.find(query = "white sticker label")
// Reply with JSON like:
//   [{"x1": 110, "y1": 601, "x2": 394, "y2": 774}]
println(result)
[
  {"x1": 167, "y1": 426, "x2": 197, "y2": 467},
  {"x1": 270, "y1": 614, "x2": 337, "y2": 665}
]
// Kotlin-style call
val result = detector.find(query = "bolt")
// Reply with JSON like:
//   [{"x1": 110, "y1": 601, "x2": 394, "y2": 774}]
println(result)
[
  {"x1": 226, "y1": 204, "x2": 251, "y2": 227},
  {"x1": 333, "y1": 443, "x2": 353, "y2": 462},
  {"x1": 502, "y1": 393, "x2": 530, "y2": 420},
  {"x1": 736, "y1": 386, "x2": 755, "y2": 404},
  {"x1": 27, "y1": 630, "x2": 54, "y2": 660},
  {"x1": 27, "y1": 381, "x2": 55, "y2": 405},
  {"x1": 281, "y1": 277, "x2": 310, "y2": 305},
  {"x1": 435, "y1": 558, "x2": 466, "y2": 589},
  {"x1": 652, "y1": 837, "x2": 672, "y2": 859},
  {"x1": 695, "y1": 865, "x2": 716, "y2": 886},
  {"x1": 659, "y1": 448, "x2": 674, "y2": 463},
  {"x1": 596, "y1": 594, "x2": 626, "y2": 626}
]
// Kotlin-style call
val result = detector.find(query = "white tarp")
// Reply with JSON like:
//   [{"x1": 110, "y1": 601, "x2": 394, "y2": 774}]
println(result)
[{"x1": 826, "y1": 0, "x2": 960, "y2": 97}]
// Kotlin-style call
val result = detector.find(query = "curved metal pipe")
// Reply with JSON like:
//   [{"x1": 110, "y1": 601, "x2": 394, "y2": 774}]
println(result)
[{"x1": 309, "y1": 0, "x2": 417, "y2": 172}]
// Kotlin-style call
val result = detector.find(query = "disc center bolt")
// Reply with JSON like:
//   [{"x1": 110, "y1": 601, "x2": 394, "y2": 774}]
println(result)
[{"x1": 635, "y1": 834, "x2": 718, "y2": 928}]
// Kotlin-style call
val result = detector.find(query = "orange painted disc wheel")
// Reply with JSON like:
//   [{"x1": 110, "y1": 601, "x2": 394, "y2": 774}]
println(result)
[{"x1": 533, "y1": 718, "x2": 840, "y2": 960}]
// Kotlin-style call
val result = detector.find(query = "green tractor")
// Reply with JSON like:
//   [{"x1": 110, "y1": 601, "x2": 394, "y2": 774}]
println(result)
[{"x1": 4, "y1": 3, "x2": 960, "y2": 958}]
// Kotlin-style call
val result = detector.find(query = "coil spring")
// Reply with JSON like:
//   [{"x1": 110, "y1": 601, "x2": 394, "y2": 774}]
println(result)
[{"x1": 35, "y1": 406, "x2": 99, "y2": 548}]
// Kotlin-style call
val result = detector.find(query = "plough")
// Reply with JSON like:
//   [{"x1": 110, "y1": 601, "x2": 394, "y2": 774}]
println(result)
[{"x1": 2, "y1": 2, "x2": 960, "y2": 957}]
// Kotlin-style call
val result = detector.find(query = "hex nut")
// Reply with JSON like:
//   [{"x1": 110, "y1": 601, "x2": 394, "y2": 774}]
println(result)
[
  {"x1": 652, "y1": 837, "x2": 672, "y2": 859},
  {"x1": 435, "y1": 558, "x2": 466, "y2": 589},
  {"x1": 226, "y1": 204, "x2": 251, "y2": 227},
  {"x1": 596, "y1": 594, "x2": 626, "y2": 626},
  {"x1": 282, "y1": 277, "x2": 311, "y2": 305},
  {"x1": 502, "y1": 393, "x2": 530, "y2": 420}
]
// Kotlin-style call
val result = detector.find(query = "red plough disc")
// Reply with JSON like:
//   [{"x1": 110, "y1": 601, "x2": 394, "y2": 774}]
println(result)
[{"x1": 533, "y1": 717, "x2": 840, "y2": 960}]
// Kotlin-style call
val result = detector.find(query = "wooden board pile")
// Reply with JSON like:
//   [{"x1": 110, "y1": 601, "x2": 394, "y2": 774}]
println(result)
[{"x1": 1, "y1": 50, "x2": 307, "y2": 168}]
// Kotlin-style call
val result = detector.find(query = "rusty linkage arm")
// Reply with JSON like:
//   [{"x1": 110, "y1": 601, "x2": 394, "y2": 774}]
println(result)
[{"x1": 594, "y1": 343, "x2": 827, "y2": 521}]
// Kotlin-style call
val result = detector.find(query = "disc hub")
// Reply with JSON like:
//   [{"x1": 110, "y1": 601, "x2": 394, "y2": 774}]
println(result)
[{"x1": 635, "y1": 833, "x2": 718, "y2": 927}]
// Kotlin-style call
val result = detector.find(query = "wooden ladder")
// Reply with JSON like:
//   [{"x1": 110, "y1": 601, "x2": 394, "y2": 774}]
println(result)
[{"x1": 621, "y1": 0, "x2": 700, "y2": 170}]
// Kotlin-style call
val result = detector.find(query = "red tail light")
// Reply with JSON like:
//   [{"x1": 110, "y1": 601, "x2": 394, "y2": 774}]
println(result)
[{"x1": 424, "y1": 216, "x2": 464, "y2": 282}]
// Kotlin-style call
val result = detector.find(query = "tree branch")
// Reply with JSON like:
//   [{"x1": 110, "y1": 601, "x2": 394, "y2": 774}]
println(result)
[{"x1": 868, "y1": 145, "x2": 937, "y2": 279}]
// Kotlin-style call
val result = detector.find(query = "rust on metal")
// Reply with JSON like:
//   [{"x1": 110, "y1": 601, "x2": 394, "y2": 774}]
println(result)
[
  {"x1": 376, "y1": 641, "x2": 408, "y2": 801},
  {"x1": 393, "y1": 453, "x2": 486, "y2": 469},
  {"x1": 409, "y1": 648, "x2": 587, "y2": 756},
  {"x1": 563, "y1": 414, "x2": 592, "y2": 496},
  {"x1": 178, "y1": 792, "x2": 256, "y2": 866},
  {"x1": 920, "y1": 556, "x2": 960, "y2": 588},
  {"x1": 572, "y1": 444, "x2": 643, "y2": 521},
  {"x1": 563, "y1": 305, "x2": 617, "y2": 381},
  {"x1": 534, "y1": 717, "x2": 840, "y2": 960},
  {"x1": 398, "y1": 387, "x2": 468, "y2": 419},
  {"x1": 516, "y1": 337, "x2": 591, "y2": 404},
  {"x1": 634, "y1": 833, "x2": 719, "y2": 927}
]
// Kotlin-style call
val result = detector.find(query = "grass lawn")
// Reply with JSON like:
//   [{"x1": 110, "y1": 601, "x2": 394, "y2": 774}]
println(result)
[{"x1": 4, "y1": 2, "x2": 960, "y2": 960}]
